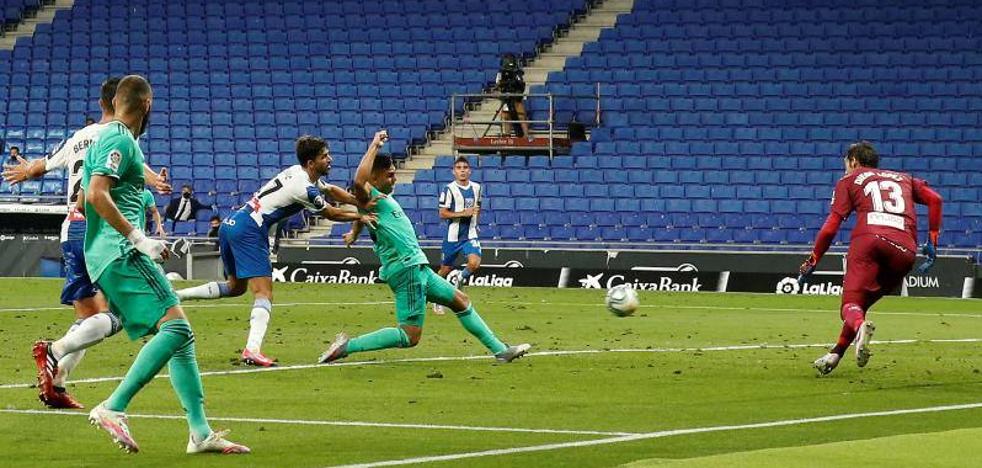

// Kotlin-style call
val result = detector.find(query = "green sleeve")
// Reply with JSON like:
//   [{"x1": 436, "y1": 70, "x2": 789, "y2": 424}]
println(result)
[
  {"x1": 143, "y1": 189, "x2": 155, "y2": 211},
  {"x1": 89, "y1": 132, "x2": 135, "y2": 179}
]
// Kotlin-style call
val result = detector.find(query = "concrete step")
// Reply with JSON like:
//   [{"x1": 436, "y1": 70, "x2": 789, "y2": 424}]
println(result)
[
  {"x1": 527, "y1": 54, "x2": 568, "y2": 69},
  {"x1": 564, "y1": 27, "x2": 604, "y2": 41},
  {"x1": 548, "y1": 41, "x2": 586, "y2": 56},
  {"x1": 599, "y1": 0, "x2": 634, "y2": 11},
  {"x1": 579, "y1": 11, "x2": 623, "y2": 26},
  {"x1": 1, "y1": 0, "x2": 75, "y2": 50}
]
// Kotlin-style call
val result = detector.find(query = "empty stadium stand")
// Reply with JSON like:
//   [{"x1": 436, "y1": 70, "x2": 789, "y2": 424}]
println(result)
[
  {"x1": 0, "y1": 0, "x2": 586, "y2": 234},
  {"x1": 1, "y1": 0, "x2": 980, "y2": 249},
  {"x1": 394, "y1": 0, "x2": 981, "y2": 248}
]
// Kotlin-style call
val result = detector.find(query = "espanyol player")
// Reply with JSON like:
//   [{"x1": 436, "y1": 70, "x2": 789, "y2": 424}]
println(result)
[
  {"x1": 434, "y1": 156, "x2": 482, "y2": 315},
  {"x1": 175, "y1": 136, "x2": 377, "y2": 367}
]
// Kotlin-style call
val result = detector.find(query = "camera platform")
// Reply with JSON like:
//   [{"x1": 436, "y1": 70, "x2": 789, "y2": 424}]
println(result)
[{"x1": 452, "y1": 134, "x2": 572, "y2": 156}]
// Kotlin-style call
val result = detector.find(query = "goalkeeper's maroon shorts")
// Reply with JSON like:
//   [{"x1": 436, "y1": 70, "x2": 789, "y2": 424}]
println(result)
[{"x1": 842, "y1": 234, "x2": 916, "y2": 310}]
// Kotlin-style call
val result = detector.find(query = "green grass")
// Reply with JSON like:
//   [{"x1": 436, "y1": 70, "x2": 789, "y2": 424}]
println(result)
[{"x1": 1, "y1": 278, "x2": 981, "y2": 467}]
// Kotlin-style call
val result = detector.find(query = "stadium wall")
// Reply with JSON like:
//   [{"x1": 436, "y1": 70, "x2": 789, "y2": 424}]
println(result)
[
  {"x1": 1, "y1": 239, "x2": 977, "y2": 298},
  {"x1": 274, "y1": 245, "x2": 978, "y2": 299}
]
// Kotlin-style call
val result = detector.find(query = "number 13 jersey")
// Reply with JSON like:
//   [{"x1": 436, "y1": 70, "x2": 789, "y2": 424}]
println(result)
[{"x1": 830, "y1": 167, "x2": 935, "y2": 250}]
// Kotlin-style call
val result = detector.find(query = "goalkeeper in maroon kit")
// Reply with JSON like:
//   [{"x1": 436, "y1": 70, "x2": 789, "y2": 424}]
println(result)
[{"x1": 799, "y1": 142, "x2": 943, "y2": 375}]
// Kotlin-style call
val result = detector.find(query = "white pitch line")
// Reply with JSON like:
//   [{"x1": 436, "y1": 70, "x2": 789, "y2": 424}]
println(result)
[
  {"x1": 486, "y1": 301, "x2": 982, "y2": 319},
  {"x1": 2, "y1": 300, "x2": 979, "y2": 319},
  {"x1": 1, "y1": 337, "x2": 980, "y2": 390},
  {"x1": 331, "y1": 401, "x2": 982, "y2": 467},
  {"x1": 0, "y1": 408, "x2": 634, "y2": 437}
]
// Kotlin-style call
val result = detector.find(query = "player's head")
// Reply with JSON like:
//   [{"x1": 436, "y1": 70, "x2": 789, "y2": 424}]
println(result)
[
  {"x1": 296, "y1": 135, "x2": 331, "y2": 176},
  {"x1": 99, "y1": 76, "x2": 121, "y2": 116},
  {"x1": 370, "y1": 154, "x2": 397, "y2": 194},
  {"x1": 844, "y1": 140, "x2": 879, "y2": 173},
  {"x1": 112, "y1": 75, "x2": 153, "y2": 136},
  {"x1": 452, "y1": 156, "x2": 471, "y2": 183},
  {"x1": 9, "y1": 146, "x2": 19, "y2": 157}
]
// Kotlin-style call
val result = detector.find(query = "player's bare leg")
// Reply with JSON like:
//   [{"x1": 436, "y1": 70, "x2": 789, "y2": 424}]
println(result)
[
  {"x1": 175, "y1": 275, "x2": 245, "y2": 301},
  {"x1": 241, "y1": 277, "x2": 276, "y2": 367},
  {"x1": 458, "y1": 253, "x2": 481, "y2": 288},
  {"x1": 434, "y1": 265, "x2": 454, "y2": 315}
]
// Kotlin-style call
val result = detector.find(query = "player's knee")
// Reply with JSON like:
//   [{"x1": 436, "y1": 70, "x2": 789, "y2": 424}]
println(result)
[
  {"x1": 228, "y1": 281, "x2": 248, "y2": 297},
  {"x1": 450, "y1": 290, "x2": 469, "y2": 312},
  {"x1": 73, "y1": 298, "x2": 102, "y2": 319},
  {"x1": 401, "y1": 325, "x2": 422, "y2": 347}
]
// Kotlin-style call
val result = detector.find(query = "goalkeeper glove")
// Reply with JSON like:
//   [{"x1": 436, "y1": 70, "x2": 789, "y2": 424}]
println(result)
[
  {"x1": 797, "y1": 253, "x2": 817, "y2": 285},
  {"x1": 914, "y1": 231, "x2": 938, "y2": 275}
]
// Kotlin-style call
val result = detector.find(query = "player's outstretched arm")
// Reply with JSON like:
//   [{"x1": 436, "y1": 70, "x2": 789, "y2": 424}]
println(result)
[
  {"x1": 88, "y1": 175, "x2": 170, "y2": 261},
  {"x1": 913, "y1": 180, "x2": 943, "y2": 247},
  {"x1": 1, "y1": 156, "x2": 46, "y2": 185},
  {"x1": 321, "y1": 183, "x2": 356, "y2": 204},
  {"x1": 343, "y1": 221, "x2": 364, "y2": 247},
  {"x1": 353, "y1": 130, "x2": 388, "y2": 201},
  {"x1": 320, "y1": 204, "x2": 378, "y2": 227},
  {"x1": 799, "y1": 213, "x2": 844, "y2": 283},
  {"x1": 913, "y1": 180, "x2": 943, "y2": 273},
  {"x1": 143, "y1": 165, "x2": 172, "y2": 195}
]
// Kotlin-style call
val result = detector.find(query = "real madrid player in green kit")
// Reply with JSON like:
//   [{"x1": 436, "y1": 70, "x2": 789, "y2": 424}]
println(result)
[
  {"x1": 81, "y1": 75, "x2": 248, "y2": 455},
  {"x1": 319, "y1": 130, "x2": 530, "y2": 364}
]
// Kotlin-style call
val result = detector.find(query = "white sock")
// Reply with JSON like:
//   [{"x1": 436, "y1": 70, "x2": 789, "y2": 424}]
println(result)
[
  {"x1": 51, "y1": 320, "x2": 81, "y2": 388},
  {"x1": 245, "y1": 298, "x2": 272, "y2": 353},
  {"x1": 52, "y1": 313, "x2": 117, "y2": 358},
  {"x1": 51, "y1": 314, "x2": 119, "y2": 387},
  {"x1": 178, "y1": 281, "x2": 228, "y2": 300}
]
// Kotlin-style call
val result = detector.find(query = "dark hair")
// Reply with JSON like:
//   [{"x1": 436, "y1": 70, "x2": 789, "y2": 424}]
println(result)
[
  {"x1": 210, "y1": 215, "x2": 221, "y2": 222},
  {"x1": 453, "y1": 156, "x2": 470, "y2": 167},
  {"x1": 845, "y1": 141, "x2": 879, "y2": 168},
  {"x1": 10, "y1": 146, "x2": 19, "y2": 152},
  {"x1": 100, "y1": 76, "x2": 121, "y2": 112},
  {"x1": 296, "y1": 135, "x2": 327, "y2": 166},
  {"x1": 372, "y1": 154, "x2": 394, "y2": 173},
  {"x1": 114, "y1": 75, "x2": 151, "y2": 108}
]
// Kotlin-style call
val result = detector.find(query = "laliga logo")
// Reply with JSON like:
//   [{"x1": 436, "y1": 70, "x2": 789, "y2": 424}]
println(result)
[
  {"x1": 775, "y1": 277, "x2": 801, "y2": 294},
  {"x1": 776, "y1": 276, "x2": 843, "y2": 295}
]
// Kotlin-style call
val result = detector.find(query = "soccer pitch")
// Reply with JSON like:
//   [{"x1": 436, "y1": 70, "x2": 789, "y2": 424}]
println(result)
[{"x1": 1, "y1": 278, "x2": 980, "y2": 467}]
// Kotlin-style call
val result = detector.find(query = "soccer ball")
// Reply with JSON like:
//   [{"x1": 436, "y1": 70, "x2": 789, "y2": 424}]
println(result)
[{"x1": 605, "y1": 284, "x2": 639, "y2": 317}]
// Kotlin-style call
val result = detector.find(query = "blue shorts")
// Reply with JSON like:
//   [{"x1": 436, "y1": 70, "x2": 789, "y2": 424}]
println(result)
[
  {"x1": 441, "y1": 238, "x2": 482, "y2": 267},
  {"x1": 60, "y1": 240, "x2": 98, "y2": 305},
  {"x1": 218, "y1": 213, "x2": 272, "y2": 280}
]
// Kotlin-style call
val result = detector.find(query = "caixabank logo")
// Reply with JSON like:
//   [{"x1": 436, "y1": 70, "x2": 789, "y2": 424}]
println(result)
[
  {"x1": 271, "y1": 264, "x2": 381, "y2": 284},
  {"x1": 570, "y1": 268, "x2": 710, "y2": 292},
  {"x1": 775, "y1": 276, "x2": 843, "y2": 295}
]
